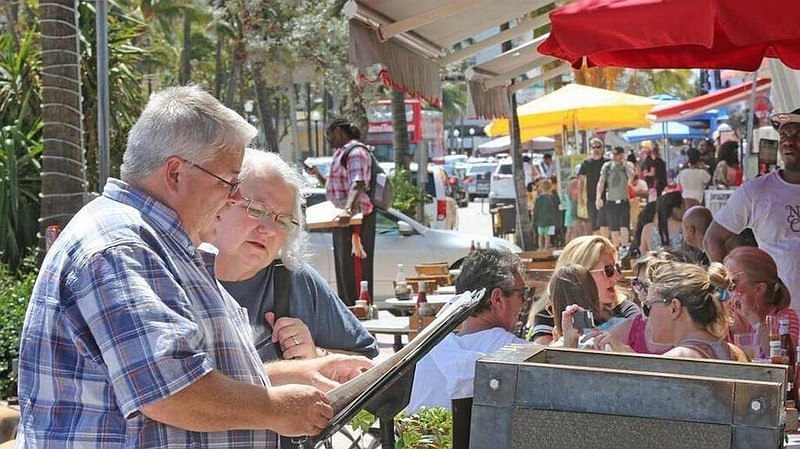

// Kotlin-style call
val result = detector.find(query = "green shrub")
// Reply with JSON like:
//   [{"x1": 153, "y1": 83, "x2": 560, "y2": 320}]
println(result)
[
  {"x1": 0, "y1": 253, "x2": 37, "y2": 397},
  {"x1": 395, "y1": 407, "x2": 452, "y2": 449},
  {"x1": 390, "y1": 167, "x2": 428, "y2": 218}
]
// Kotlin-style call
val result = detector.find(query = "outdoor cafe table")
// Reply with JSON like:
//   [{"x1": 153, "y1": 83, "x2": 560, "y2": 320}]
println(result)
[
  {"x1": 361, "y1": 311, "x2": 411, "y2": 352},
  {"x1": 383, "y1": 293, "x2": 454, "y2": 314}
]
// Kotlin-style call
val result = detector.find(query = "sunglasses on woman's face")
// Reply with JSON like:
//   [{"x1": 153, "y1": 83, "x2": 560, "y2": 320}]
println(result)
[
  {"x1": 642, "y1": 297, "x2": 670, "y2": 317},
  {"x1": 631, "y1": 278, "x2": 648, "y2": 295},
  {"x1": 590, "y1": 263, "x2": 622, "y2": 278}
]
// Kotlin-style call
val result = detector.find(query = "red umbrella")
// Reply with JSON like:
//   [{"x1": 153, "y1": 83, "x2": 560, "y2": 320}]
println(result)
[{"x1": 538, "y1": 0, "x2": 800, "y2": 70}]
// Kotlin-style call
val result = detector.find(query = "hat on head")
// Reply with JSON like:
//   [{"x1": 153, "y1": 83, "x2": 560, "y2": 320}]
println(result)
[{"x1": 768, "y1": 108, "x2": 800, "y2": 131}]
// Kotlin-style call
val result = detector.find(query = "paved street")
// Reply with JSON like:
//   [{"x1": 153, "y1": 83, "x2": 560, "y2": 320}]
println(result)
[{"x1": 457, "y1": 197, "x2": 493, "y2": 237}]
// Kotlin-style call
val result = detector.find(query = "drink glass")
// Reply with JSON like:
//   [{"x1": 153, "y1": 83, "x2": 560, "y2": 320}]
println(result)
[{"x1": 734, "y1": 332, "x2": 758, "y2": 360}]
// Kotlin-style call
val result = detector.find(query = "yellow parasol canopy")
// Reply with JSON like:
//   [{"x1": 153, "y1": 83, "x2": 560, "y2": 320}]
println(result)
[{"x1": 485, "y1": 84, "x2": 658, "y2": 141}]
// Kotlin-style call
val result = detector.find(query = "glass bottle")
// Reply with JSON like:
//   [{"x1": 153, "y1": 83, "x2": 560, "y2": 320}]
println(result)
[
  {"x1": 781, "y1": 319, "x2": 797, "y2": 402},
  {"x1": 395, "y1": 264, "x2": 409, "y2": 300},
  {"x1": 415, "y1": 281, "x2": 428, "y2": 333},
  {"x1": 360, "y1": 281, "x2": 378, "y2": 320}
]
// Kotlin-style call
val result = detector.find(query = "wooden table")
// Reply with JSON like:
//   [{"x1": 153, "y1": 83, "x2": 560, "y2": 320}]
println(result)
[
  {"x1": 361, "y1": 313, "x2": 411, "y2": 352},
  {"x1": 383, "y1": 294, "x2": 455, "y2": 315}
]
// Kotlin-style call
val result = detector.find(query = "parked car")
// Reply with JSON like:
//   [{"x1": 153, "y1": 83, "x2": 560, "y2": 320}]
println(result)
[
  {"x1": 389, "y1": 163, "x2": 459, "y2": 231},
  {"x1": 441, "y1": 163, "x2": 469, "y2": 208},
  {"x1": 488, "y1": 157, "x2": 545, "y2": 208},
  {"x1": 463, "y1": 162, "x2": 496, "y2": 200},
  {"x1": 305, "y1": 206, "x2": 522, "y2": 299}
]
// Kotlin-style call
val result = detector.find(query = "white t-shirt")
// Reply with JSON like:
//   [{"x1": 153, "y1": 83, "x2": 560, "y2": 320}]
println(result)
[
  {"x1": 676, "y1": 167, "x2": 711, "y2": 203},
  {"x1": 714, "y1": 171, "x2": 800, "y2": 311},
  {"x1": 405, "y1": 328, "x2": 529, "y2": 413}
]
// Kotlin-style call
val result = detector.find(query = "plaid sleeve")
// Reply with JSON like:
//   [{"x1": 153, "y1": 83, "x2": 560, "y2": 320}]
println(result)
[
  {"x1": 345, "y1": 146, "x2": 372, "y2": 185},
  {"x1": 67, "y1": 245, "x2": 214, "y2": 418}
]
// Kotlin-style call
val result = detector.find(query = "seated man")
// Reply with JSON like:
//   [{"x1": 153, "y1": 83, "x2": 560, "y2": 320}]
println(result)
[
  {"x1": 406, "y1": 249, "x2": 531, "y2": 412},
  {"x1": 205, "y1": 148, "x2": 379, "y2": 361},
  {"x1": 682, "y1": 205, "x2": 713, "y2": 265}
]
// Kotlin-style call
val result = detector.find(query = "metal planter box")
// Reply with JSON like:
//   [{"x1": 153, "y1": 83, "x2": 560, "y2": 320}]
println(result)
[{"x1": 470, "y1": 344, "x2": 787, "y2": 449}]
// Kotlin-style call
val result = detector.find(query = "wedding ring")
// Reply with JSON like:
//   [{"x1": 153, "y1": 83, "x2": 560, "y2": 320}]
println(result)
[{"x1": 292, "y1": 336, "x2": 301, "y2": 346}]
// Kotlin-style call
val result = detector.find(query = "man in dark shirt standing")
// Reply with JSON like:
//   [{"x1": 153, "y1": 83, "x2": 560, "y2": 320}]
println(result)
[
  {"x1": 579, "y1": 137, "x2": 610, "y2": 235},
  {"x1": 641, "y1": 144, "x2": 668, "y2": 198}
]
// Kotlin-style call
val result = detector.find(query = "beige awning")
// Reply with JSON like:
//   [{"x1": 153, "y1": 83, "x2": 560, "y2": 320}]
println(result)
[{"x1": 345, "y1": 0, "x2": 555, "y2": 111}]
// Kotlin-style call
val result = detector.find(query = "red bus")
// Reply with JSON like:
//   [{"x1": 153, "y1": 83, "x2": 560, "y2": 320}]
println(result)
[{"x1": 365, "y1": 99, "x2": 445, "y2": 162}]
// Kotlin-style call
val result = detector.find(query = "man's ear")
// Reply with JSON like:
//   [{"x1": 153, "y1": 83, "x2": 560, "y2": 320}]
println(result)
[
  {"x1": 489, "y1": 287, "x2": 505, "y2": 308},
  {"x1": 163, "y1": 156, "x2": 184, "y2": 193}
]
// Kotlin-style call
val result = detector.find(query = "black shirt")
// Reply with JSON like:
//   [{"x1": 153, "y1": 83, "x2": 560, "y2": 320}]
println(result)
[{"x1": 579, "y1": 157, "x2": 609, "y2": 202}]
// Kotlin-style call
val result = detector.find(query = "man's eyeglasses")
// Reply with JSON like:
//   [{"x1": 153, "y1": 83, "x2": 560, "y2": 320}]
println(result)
[
  {"x1": 242, "y1": 197, "x2": 299, "y2": 232},
  {"x1": 591, "y1": 145, "x2": 603, "y2": 149},
  {"x1": 631, "y1": 278, "x2": 648, "y2": 295},
  {"x1": 183, "y1": 158, "x2": 241, "y2": 198},
  {"x1": 590, "y1": 263, "x2": 622, "y2": 278},
  {"x1": 642, "y1": 297, "x2": 670, "y2": 317}
]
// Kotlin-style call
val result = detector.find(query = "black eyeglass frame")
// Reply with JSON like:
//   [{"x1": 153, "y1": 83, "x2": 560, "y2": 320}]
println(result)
[{"x1": 182, "y1": 158, "x2": 241, "y2": 198}]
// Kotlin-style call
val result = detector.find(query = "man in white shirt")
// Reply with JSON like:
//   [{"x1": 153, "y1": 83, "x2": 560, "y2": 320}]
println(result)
[
  {"x1": 406, "y1": 249, "x2": 531, "y2": 412},
  {"x1": 705, "y1": 108, "x2": 800, "y2": 312}
]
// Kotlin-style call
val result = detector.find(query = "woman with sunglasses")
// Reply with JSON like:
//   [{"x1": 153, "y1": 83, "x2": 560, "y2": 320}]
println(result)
[
  {"x1": 597, "y1": 261, "x2": 748, "y2": 361},
  {"x1": 723, "y1": 247, "x2": 798, "y2": 358},
  {"x1": 548, "y1": 264, "x2": 627, "y2": 348},
  {"x1": 531, "y1": 235, "x2": 640, "y2": 344}
]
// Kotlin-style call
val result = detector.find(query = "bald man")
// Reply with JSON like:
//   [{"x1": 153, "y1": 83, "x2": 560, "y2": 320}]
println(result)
[{"x1": 682, "y1": 206, "x2": 713, "y2": 265}]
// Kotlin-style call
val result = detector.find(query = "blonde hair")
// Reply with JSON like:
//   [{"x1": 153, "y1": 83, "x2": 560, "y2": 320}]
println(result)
[
  {"x1": 724, "y1": 247, "x2": 791, "y2": 310},
  {"x1": 530, "y1": 235, "x2": 619, "y2": 320},
  {"x1": 649, "y1": 262, "x2": 732, "y2": 338}
]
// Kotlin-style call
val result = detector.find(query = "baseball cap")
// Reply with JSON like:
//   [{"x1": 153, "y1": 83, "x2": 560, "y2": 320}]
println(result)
[{"x1": 769, "y1": 108, "x2": 800, "y2": 131}]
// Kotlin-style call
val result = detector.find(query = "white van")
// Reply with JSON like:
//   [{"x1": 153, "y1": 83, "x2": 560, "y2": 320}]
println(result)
[{"x1": 389, "y1": 163, "x2": 459, "y2": 230}]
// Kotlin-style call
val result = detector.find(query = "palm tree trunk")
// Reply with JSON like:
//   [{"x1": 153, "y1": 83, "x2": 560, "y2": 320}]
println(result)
[
  {"x1": 391, "y1": 89, "x2": 410, "y2": 170},
  {"x1": 180, "y1": 12, "x2": 191, "y2": 84},
  {"x1": 39, "y1": 0, "x2": 87, "y2": 252}
]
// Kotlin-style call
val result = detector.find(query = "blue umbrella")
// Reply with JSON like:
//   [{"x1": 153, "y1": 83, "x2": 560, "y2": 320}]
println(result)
[{"x1": 623, "y1": 121, "x2": 708, "y2": 143}]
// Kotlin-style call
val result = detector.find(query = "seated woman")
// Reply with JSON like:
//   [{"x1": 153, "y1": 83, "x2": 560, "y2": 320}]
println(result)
[
  {"x1": 640, "y1": 191, "x2": 686, "y2": 253},
  {"x1": 595, "y1": 261, "x2": 748, "y2": 361},
  {"x1": 204, "y1": 148, "x2": 378, "y2": 362},
  {"x1": 548, "y1": 264, "x2": 626, "y2": 348},
  {"x1": 724, "y1": 247, "x2": 798, "y2": 358},
  {"x1": 531, "y1": 235, "x2": 640, "y2": 345}
]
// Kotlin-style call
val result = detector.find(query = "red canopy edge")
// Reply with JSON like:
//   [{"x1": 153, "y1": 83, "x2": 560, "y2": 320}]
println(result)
[{"x1": 651, "y1": 78, "x2": 771, "y2": 122}]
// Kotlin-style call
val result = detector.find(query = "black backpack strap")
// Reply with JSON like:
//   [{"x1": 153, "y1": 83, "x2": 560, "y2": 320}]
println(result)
[
  {"x1": 340, "y1": 143, "x2": 370, "y2": 169},
  {"x1": 272, "y1": 260, "x2": 290, "y2": 359}
]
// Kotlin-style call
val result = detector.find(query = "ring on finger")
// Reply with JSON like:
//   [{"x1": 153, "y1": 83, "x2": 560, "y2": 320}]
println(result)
[{"x1": 292, "y1": 336, "x2": 301, "y2": 346}]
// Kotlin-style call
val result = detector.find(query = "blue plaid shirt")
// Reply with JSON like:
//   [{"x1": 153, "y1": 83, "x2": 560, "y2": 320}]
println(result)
[{"x1": 16, "y1": 179, "x2": 278, "y2": 448}]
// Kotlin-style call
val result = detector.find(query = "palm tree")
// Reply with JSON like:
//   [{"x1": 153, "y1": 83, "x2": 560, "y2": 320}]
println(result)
[{"x1": 39, "y1": 0, "x2": 87, "y2": 252}]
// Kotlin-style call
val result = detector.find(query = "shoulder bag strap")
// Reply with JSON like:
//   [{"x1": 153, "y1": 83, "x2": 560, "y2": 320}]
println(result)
[{"x1": 272, "y1": 260, "x2": 290, "y2": 359}]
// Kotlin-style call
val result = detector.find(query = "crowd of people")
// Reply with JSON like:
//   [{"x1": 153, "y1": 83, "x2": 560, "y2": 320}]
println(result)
[
  {"x1": 408, "y1": 106, "x2": 800, "y2": 414},
  {"x1": 11, "y1": 82, "x2": 800, "y2": 446}
]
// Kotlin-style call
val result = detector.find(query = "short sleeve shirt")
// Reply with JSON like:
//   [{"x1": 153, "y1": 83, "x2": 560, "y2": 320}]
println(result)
[
  {"x1": 714, "y1": 171, "x2": 800, "y2": 312},
  {"x1": 326, "y1": 140, "x2": 373, "y2": 214},
  {"x1": 600, "y1": 161, "x2": 635, "y2": 201},
  {"x1": 579, "y1": 157, "x2": 609, "y2": 202},
  {"x1": 16, "y1": 179, "x2": 277, "y2": 449},
  {"x1": 219, "y1": 259, "x2": 379, "y2": 361}
]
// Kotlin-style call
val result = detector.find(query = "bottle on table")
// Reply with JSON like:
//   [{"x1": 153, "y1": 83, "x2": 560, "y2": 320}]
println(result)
[
  {"x1": 394, "y1": 264, "x2": 410, "y2": 300},
  {"x1": 415, "y1": 281, "x2": 432, "y2": 333},
  {"x1": 360, "y1": 280, "x2": 378, "y2": 320},
  {"x1": 780, "y1": 319, "x2": 797, "y2": 402}
]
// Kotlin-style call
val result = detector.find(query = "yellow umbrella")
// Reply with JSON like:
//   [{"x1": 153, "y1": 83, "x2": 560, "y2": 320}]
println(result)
[{"x1": 486, "y1": 84, "x2": 658, "y2": 141}]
